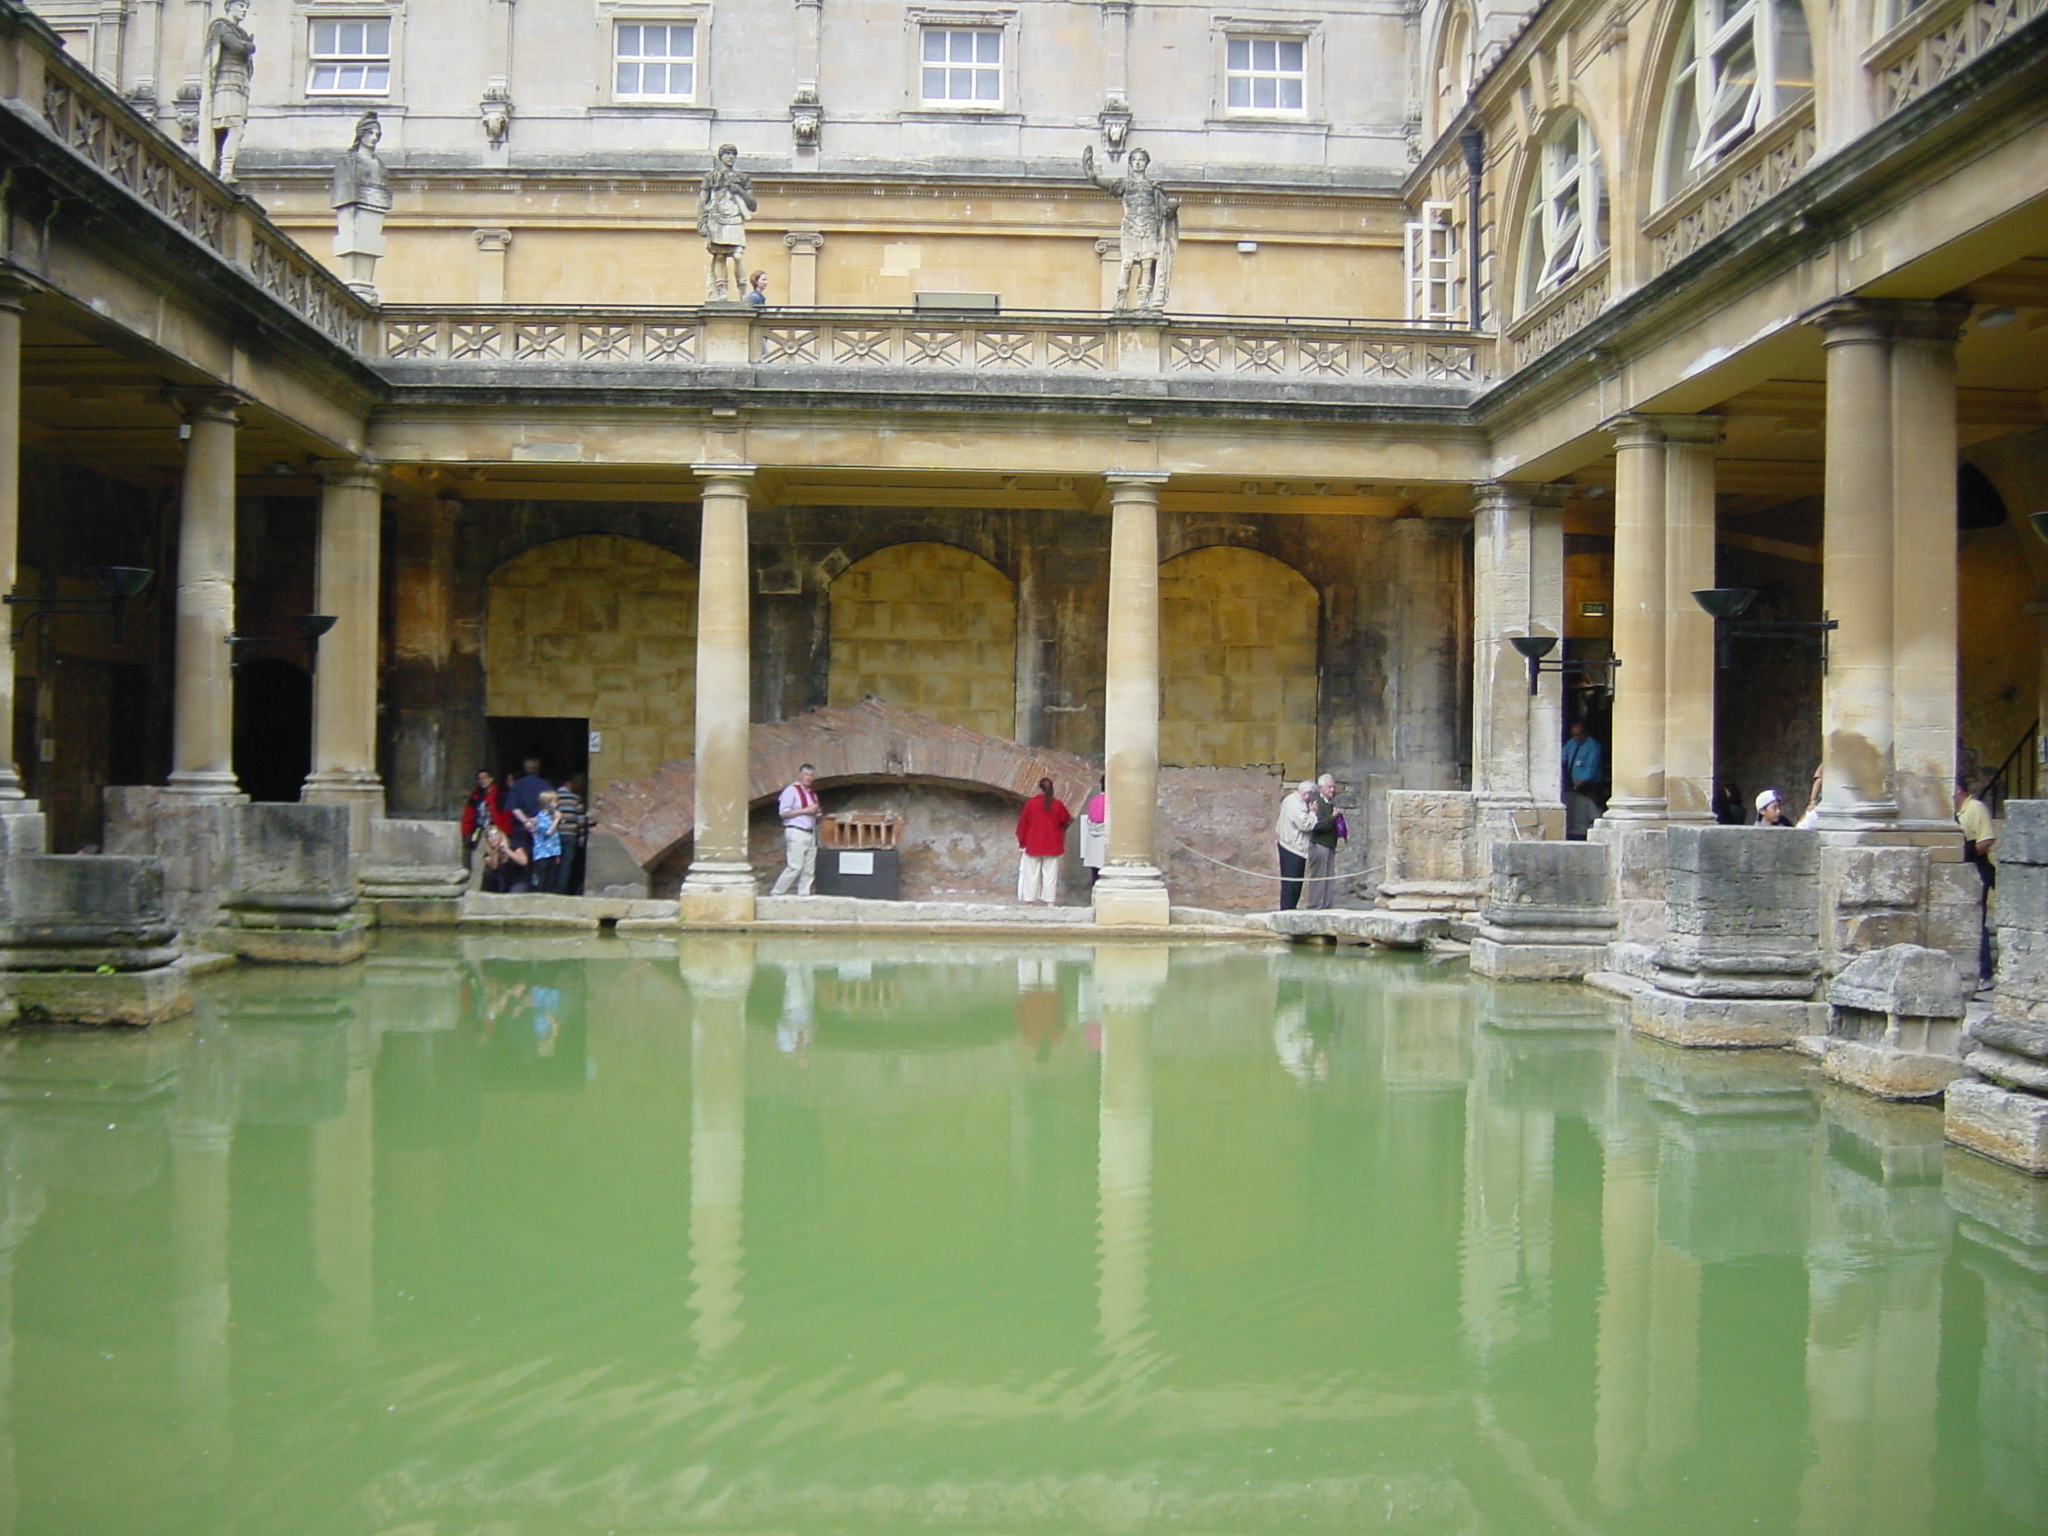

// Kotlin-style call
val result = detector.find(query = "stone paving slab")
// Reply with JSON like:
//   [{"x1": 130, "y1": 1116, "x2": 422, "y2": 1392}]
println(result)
[{"x1": 1268, "y1": 909, "x2": 1447, "y2": 947}]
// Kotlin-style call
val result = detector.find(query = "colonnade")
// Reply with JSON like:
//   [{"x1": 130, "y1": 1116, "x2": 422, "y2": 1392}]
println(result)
[{"x1": 1469, "y1": 296, "x2": 1968, "y2": 844}]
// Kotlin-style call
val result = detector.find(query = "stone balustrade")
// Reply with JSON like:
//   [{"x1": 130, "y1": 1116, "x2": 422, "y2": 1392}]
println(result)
[{"x1": 375, "y1": 306, "x2": 1493, "y2": 394}]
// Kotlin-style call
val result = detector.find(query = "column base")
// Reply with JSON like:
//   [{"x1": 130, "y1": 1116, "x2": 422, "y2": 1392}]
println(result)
[
  {"x1": 165, "y1": 772, "x2": 245, "y2": 800},
  {"x1": 302, "y1": 770, "x2": 387, "y2": 851},
  {"x1": 1093, "y1": 864, "x2": 1170, "y2": 927},
  {"x1": 679, "y1": 861, "x2": 757, "y2": 926},
  {"x1": 1595, "y1": 797, "x2": 1668, "y2": 827}
]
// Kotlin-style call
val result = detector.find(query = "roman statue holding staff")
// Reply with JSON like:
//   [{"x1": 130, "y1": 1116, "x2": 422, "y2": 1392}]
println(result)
[{"x1": 1082, "y1": 144, "x2": 1179, "y2": 311}]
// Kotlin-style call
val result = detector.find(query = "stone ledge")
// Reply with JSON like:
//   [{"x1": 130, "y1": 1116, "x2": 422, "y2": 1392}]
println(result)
[
  {"x1": 1817, "y1": 1037, "x2": 1967, "y2": 1100},
  {"x1": 1469, "y1": 937, "x2": 1607, "y2": 981},
  {"x1": 1270, "y1": 909, "x2": 1448, "y2": 947},
  {"x1": 8, "y1": 965, "x2": 193, "y2": 1027},
  {"x1": 1629, "y1": 990, "x2": 1825, "y2": 1048},
  {"x1": 1945, "y1": 1077, "x2": 2048, "y2": 1176}
]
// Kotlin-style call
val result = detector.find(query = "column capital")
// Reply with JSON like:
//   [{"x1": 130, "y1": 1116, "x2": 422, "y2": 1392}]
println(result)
[
  {"x1": 1803, "y1": 296, "x2": 1894, "y2": 344},
  {"x1": 472, "y1": 227, "x2": 513, "y2": 253},
  {"x1": 1472, "y1": 479, "x2": 1568, "y2": 514},
  {"x1": 1646, "y1": 413, "x2": 1724, "y2": 447},
  {"x1": 1104, "y1": 471, "x2": 1167, "y2": 492},
  {"x1": 1889, "y1": 298, "x2": 1971, "y2": 344},
  {"x1": 692, "y1": 463, "x2": 757, "y2": 487},
  {"x1": 315, "y1": 457, "x2": 382, "y2": 492},
  {"x1": 1601, "y1": 413, "x2": 1666, "y2": 450},
  {"x1": 782, "y1": 231, "x2": 824, "y2": 253},
  {"x1": 0, "y1": 273, "x2": 29, "y2": 313},
  {"x1": 169, "y1": 386, "x2": 246, "y2": 426}
]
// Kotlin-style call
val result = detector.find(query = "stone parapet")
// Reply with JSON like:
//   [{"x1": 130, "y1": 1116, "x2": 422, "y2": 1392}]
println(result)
[
  {"x1": 358, "y1": 818, "x2": 469, "y2": 909},
  {"x1": 0, "y1": 850, "x2": 192, "y2": 1026},
  {"x1": 209, "y1": 803, "x2": 368, "y2": 964},
  {"x1": 1377, "y1": 789, "x2": 1481, "y2": 914},
  {"x1": 1945, "y1": 801, "x2": 2048, "y2": 1173},
  {"x1": 1468, "y1": 840, "x2": 1612, "y2": 980},
  {"x1": 1817, "y1": 943, "x2": 1969, "y2": 1099}
]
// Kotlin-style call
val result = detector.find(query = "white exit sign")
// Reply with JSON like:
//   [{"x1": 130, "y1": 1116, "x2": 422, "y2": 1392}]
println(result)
[{"x1": 588, "y1": 731, "x2": 603, "y2": 754}]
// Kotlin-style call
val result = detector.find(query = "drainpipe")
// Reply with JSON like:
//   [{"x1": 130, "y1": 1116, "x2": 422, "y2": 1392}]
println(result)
[{"x1": 1459, "y1": 126, "x2": 1484, "y2": 332}]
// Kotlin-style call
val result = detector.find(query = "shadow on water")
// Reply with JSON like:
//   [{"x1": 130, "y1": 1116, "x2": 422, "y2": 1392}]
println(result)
[{"x1": 0, "y1": 935, "x2": 2040, "y2": 1535}]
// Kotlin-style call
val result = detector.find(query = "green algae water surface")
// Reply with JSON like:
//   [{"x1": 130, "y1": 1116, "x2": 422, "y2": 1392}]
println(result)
[{"x1": 1, "y1": 934, "x2": 2044, "y2": 1536}]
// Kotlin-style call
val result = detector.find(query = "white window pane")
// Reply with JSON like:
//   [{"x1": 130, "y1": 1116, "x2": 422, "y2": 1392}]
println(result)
[
  {"x1": 1227, "y1": 76, "x2": 1249, "y2": 107},
  {"x1": 1227, "y1": 36, "x2": 1249, "y2": 69},
  {"x1": 1253, "y1": 76, "x2": 1276, "y2": 108},
  {"x1": 312, "y1": 20, "x2": 337, "y2": 50},
  {"x1": 365, "y1": 18, "x2": 389, "y2": 50},
  {"x1": 1252, "y1": 37, "x2": 1275, "y2": 69},
  {"x1": 1278, "y1": 38, "x2": 1302, "y2": 70},
  {"x1": 923, "y1": 32, "x2": 946, "y2": 61},
  {"x1": 921, "y1": 65, "x2": 944, "y2": 97},
  {"x1": 949, "y1": 31, "x2": 973, "y2": 61},
  {"x1": 974, "y1": 70, "x2": 998, "y2": 99},
  {"x1": 1278, "y1": 76, "x2": 1302, "y2": 109},
  {"x1": 310, "y1": 63, "x2": 339, "y2": 89},
  {"x1": 616, "y1": 61, "x2": 637, "y2": 92},
  {"x1": 975, "y1": 30, "x2": 999, "y2": 62},
  {"x1": 364, "y1": 62, "x2": 389, "y2": 90}
]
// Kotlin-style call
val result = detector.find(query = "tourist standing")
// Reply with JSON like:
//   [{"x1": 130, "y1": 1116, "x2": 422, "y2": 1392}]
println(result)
[
  {"x1": 1274, "y1": 780, "x2": 1317, "y2": 912},
  {"x1": 1015, "y1": 778, "x2": 1072, "y2": 906},
  {"x1": 1561, "y1": 721, "x2": 1604, "y2": 839},
  {"x1": 1080, "y1": 781, "x2": 1108, "y2": 883},
  {"x1": 1957, "y1": 774, "x2": 1999, "y2": 985},
  {"x1": 1755, "y1": 789, "x2": 1794, "y2": 826},
  {"x1": 461, "y1": 770, "x2": 511, "y2": 862},
  {"x1": 771, "y1": 763, "x2": 821, "y2": 896},
  {"x1": 529, "y1": 791, "x2": 563, "y2": 893},
  {"x1": 745, "y1": 270, "x2": 769, "y2": 307},
  {"x1": 506, "y1": 757, "x2": 549, "y2": 851},
  {"x1": 554, "y1": 775, "x2": 588, "y2": 894},
  {"x1": 1301, "y1": 774, "x2": 1345, "y2": 910}
]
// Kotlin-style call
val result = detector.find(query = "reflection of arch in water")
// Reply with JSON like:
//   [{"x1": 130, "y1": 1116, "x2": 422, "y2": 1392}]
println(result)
[
  {"x1": 1158, "y1": 546, "x2": 1318, "y2": 782},
  {"x1": 484, "y1": 535, "x2": 698, "y2": 789},
  {"x1": 828, "y1": 542, "x2": 1017, "y2": 739}
]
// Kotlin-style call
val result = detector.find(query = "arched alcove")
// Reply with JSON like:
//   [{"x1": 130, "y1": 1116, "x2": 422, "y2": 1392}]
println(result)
[
  {"x1": 1159, "y1": 545, "x2": 1318, "y2": 782},
  {"x1": 484, "y1": 534, "x2": 698, "y2": 793},
  {"x1": 827, "y1": 541, "x2": 1018, "y2": 739}
]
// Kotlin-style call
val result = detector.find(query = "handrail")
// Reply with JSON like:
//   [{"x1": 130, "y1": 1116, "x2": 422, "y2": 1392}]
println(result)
[{"x1": 1983, "y1": 720, "x2": 2040, "y2": 817}]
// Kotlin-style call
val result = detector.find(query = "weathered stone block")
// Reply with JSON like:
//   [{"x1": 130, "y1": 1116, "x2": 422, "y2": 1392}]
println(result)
[
  {"x1": 224, "y1": 803, "x2": 355, "y2": 912},
  {"x1": 1829, "y1": 943, "x2": 1967, "y2": 1020},
  {"x1": 1973, "y1": 1016, "x2": 2048, "y2": 1063},
  {"x1": 1630, "y1": 988, "x2": 1824, "y2": 1047},
  {"x1": 1995, "y1": 927, "x2": 2048, "y2": 1020},
  {"x1": 214, "y1": 922, "x2": 370, "y2": 964},
  {"x1": 1829, "y1": 845, "x2": 1928, "y2": 910},
  {"x1": 584, "y1": 828, "x2": 651, "y2": 898},
  {"x1": 1818, "y1": 1038, "x2": 1967, "y2": 1100},
  {"x1": 1998, "y1": 858, "x2": 2048, "y2": 934},
  {"x1": 9, "y1": 964, "x2": 192, "y2": 1026},
  {"x1": 1664, "y1": 825, "x2": 1820, "y2": 940},
  {"x1": 1998, "y1": 800, "x2": 2048, "y2": 867},
  {"x1": 1965, "y1": 1044, "x2": 2048, "y2": 1094},
  {"x1": 369, "y1": 817, "x2": 462, "y2": 868},
  {"x1": 1946, "y1": 1078, "x2": 2048, "y2": 1176},
  {"x1": 1482, "y1": 839, "x2": 1609, "y2": 924},
  {"x1": 0, "y1": 856, "x2": 179, "y2": 969},
  {"x1": 1380, "y1": 790, "x2": 1479, "y2": 911},
  {"x1": 1469, "y1": 936, "x2": 1607, "y2": 981}
]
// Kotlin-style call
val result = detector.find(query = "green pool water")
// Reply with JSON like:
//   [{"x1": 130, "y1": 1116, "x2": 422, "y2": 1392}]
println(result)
[{"x1": 0, "y1": 935, "x2": 2044, "y2": 1536}]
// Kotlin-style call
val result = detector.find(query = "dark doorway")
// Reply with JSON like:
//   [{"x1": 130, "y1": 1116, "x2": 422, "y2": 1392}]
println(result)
[
  {"x1": 486, "y1": 716, "x2": 589, "y2": 790},
  {"x1": 234, "y1": 658, "x2": 313, "y2": 802}
]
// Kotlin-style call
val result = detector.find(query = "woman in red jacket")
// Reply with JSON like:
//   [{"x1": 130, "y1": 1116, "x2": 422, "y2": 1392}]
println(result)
[
  {"x1": 460, "y1": 769, "x2": 513, "y2": 860},
  {"x1": 1015, "y1": 777, "x2": 1072, "y2": 906}
]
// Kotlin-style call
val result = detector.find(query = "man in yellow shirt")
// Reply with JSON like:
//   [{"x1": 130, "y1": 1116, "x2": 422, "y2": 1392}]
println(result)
[{"x1": 1956, "y1": 775, "x2": 1998, "y2": 987}]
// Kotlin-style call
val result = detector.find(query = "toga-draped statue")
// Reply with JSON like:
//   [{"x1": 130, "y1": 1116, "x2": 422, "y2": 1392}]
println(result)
[
  {"x1": 697, "y1": 143, "x2": 757, "y2": 304},
  {"x1": 331, "y1": 112, "x2": 393, "y2": 300},
  {"x1": 1083, "y1": 144, "x2": 1179, "y2": 312}
]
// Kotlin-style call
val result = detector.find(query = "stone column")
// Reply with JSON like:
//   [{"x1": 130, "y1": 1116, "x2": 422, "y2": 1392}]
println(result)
[
  {"x1": 782, "y1": 232, "x2": 823, "y2": 305},
  {"x1": 1889, "y1": 303, "x2": 1968, "y2": 831},
  {"x1": 386, "y1": 491, "x2": 466, "y2": 814},
  {"x1": 1095, "y1": 945, "x2": 1163, "y2": 1356},
  {"x1": 1096, "y1": 239, "x2": 1122, "y2": 312},
  {"x1": 0, "y1": 282, "x2": 29, "y2": 807},
  {"x1": 1094, "y1": 473, "x2": 1170, "y2": 926},
  {"x1": 303, "y1": 459, "x2": 384, "y2": 844},
  {"x1": 1470, "y1": 482, "x2": 1565, "y2": 853},
  {"x1": 472, "y1": 229, "x2": 512, "y2": 303},
  {"x1": 683, "y1": 937, "x2": 752, "y2": 1355},
  {"x1": 1600, "y1": 415, "x2": 1667, "y2": 822},
  {"x1": 681, "y1": 466, "x2": 757, "y2": 923},
  {"x1": 1660, "y1": 416, "x2": 1723, "y2": 824},
  {"x1": 1812, "y1": 302, "x2": 1897, "y2": 826},
  {"x1": 168, "y1": 389, "x2": 243, "y2": 798}
]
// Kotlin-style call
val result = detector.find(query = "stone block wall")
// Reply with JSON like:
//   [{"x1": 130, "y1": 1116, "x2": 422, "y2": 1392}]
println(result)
[
  {"x1": 483, "y1": 533, "x2": 699, "y2": 797},
  {"x1": 827, "y1": 541, "x2": 1017, "y2": 740},
  {"x1": 1661, "y1": 826, "x2": 1821, "y2": 967},
  {"x1": 1158, "y1": 545, "x2": 1319, "y2": 784},
  {"x1": 1378, "y1": 789, "x2": 1479, "y2": 911}
]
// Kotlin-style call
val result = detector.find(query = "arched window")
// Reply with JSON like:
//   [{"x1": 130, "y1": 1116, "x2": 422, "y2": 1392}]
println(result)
[
  {"x1": 1657, "y1": 0, "x2": 1812, "y2": 199},
  {"x1": 1519, "y1": 113, "x2": 1608, "y2": 308},
  {"x1": 1433, "y1": 6, "x2": 1476, "y2": 132}
]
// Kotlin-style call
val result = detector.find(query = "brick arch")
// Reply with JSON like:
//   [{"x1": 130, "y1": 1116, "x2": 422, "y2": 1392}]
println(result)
[
  {"x1": 484, "y1": 534, "x2": 697, "y2": 794},
  {"x1": 1159, "y1": 544, "x2": 1319, "y2": 783},
  {"x1": 827, "y1": 541, "x2": 1018, "y2": 739},
  {"x1": 593, "y1": 699, "x2": 1095, "y2": 870}
]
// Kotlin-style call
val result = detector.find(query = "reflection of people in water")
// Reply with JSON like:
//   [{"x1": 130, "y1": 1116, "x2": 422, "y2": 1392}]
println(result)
[
  {"x1": 1271, "y1": 981, "x2": 1331, "y2": 1082},
  {"x1": 776, "y1": 964, "x2": 813, "y2": 1060},
  {"x1": 1013, "y1": 956, "x2": 1064, "y2": 1062},
  {"x1": 529, "y1": 984, "x2": 561, "y2": 1057}
]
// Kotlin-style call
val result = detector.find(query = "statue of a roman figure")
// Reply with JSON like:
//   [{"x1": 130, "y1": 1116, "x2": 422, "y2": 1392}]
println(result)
[
  {"x1": 1083, "y1": 144, "x2": 1179, "y2": 311},
  {"x1": 331, "y1": 112, "x2": 393, "y2": 299},
  {"x1": 697, "y1": 143, "x2": 757, "y2": 304},
  {"x1": 203, "y1": 0, "x2": 255, "y2": 181}
]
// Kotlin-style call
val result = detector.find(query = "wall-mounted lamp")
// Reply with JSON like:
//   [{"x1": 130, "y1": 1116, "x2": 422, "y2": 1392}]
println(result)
[
  {"x1": 5, "y1": 566, "x2": 155, "y2": 643},
  {"x1": 1691, "y1": 588, "x2": 1838, "y2": 670},
  {"x1": 1509, "y1": 634, "x2": 1620, "y2": 696},
  {"x1": 226, "y1": 614, "x2": 338, "y2": 671},
  {"x1": 2029, "y1": 509, "x2": 2048, "y2": 545}
]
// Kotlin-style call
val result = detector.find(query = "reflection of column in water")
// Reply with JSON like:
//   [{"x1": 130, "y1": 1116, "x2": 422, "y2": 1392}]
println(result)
[
  {"x1": 1593, "y1": 1127, "x2": 1656, "y2": 1511},
  {"x1": 1459, "y1": 1037, "x2": 1555, "y2": 1364},
  {"x1": 312, "y1": 1014, "x2": 377, "y2": 1366},
  {"x1": 170, "y1": 1011, "x2": 237, "y2": 1470},
  {"x1": 1795, "y1": 1096, "x2": 1949, "y2": 1536},
  {"x1": 684, "y1": 940, "x2": 753, "y2": 1356},
  {"x1": 1094, "y1": 946, "x2": 1164, "y2": 1356},
  {"x1": 0, "y1": 1152, "x2": 47, "y2": 1536},
  {"x1": 1963, "y1": 1231, "x2": 2048, "y2": 1530}
]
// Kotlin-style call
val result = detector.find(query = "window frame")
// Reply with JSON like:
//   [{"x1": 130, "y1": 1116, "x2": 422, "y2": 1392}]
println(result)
[
  {"x1": 1655, "y1": 0, "x2": 1813, "y2": 201},
  {"x1": 610, "y1": 18, "x2": 699, "y2": 102},
  {"x1": 1518, "y1": 113, "x2": 1608, "y2": 311},
  {"x1": 594, "y1": 2, "x2": 713, "y2": 112},
  {"x1": 1223, "y1": 32, "x2": 1307, "y2": 115},
  {"x1": 1404, "y1": 200, "x2": 1462, "y2": 323},
  {"x1": 304, "y1": 13, "x2": 394, "y2": 97},
  {"x1": 902, "y1": 8, "x2": 1019, "y2": 118},
  {"x1": 1210, "y1": 16, "x2": 1322, "y2": 123}
]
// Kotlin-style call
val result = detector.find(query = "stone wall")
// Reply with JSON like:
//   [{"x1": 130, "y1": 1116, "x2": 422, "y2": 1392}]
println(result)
[
  {"x1": 1159, "y1": 545, "x2": 1319, "y2": 785},
  {"x1": 827, "y1": 541, "x2": 1017, "y2": 739}
]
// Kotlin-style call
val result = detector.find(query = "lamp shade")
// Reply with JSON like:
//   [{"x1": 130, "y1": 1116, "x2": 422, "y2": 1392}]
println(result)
[
  {"x1": 2030, "y1": 510, "x2": 2048, "y2": 546},
  {"x1": 1508, "y1": 634, "x2": 1558, "y2": 661},
  {"x1": 87, "y1": 566, "x2": 154, "y2": 599},
  {"x1": 1691, "y1": 587, "x2": 1758, "y2": 620},
  {"x1": 291, "y1": 614, "x2": 340, "y2": 640}
]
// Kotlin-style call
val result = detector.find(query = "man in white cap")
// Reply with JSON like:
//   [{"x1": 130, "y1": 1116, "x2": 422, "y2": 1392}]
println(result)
[{"x1": 1755, "y1": 788, "x2": 1794, "y2": 826}]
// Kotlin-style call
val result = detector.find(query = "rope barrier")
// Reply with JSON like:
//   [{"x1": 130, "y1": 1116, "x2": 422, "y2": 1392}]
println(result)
[{"x1": 1168, "y1": 835, "x2": 1382, "y2": 887}]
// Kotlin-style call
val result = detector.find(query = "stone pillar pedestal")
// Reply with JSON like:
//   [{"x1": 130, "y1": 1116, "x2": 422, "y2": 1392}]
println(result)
[
  {"x1": 1469, "y1": 840, "x2": 1613, "y2": 980},
  {"x1": 0, "y1": 854, "x2": 191, "y2": 1024},
  {"x1": 680, "y1": 466, "x2": 757, "y2": 925},
  {"x1": 1628, "y1": 826, "x2": 1824, "y2": 1048},
  {"x1": 1094, "y1": 473, "x2": 1169, "y2": 927},
  {"x1": 1378, "y1": 788, "x2": 1481, "y2": 914},
  {"x1": 1816, "y1": 943, "x2": 1968, "y2": 1099},
  {"x1": 210, "y1": 803, "x2": 368, "y2": 963},
  {"x1": 1947, "y1": 800, "x2": 2048, "y2": 1173},
  {"x1": 302, "y1": 459, "x2": 385, "y2": 848},
  {"x1": 168, "y1": 390, "x2": 245, "y2": 799}
]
